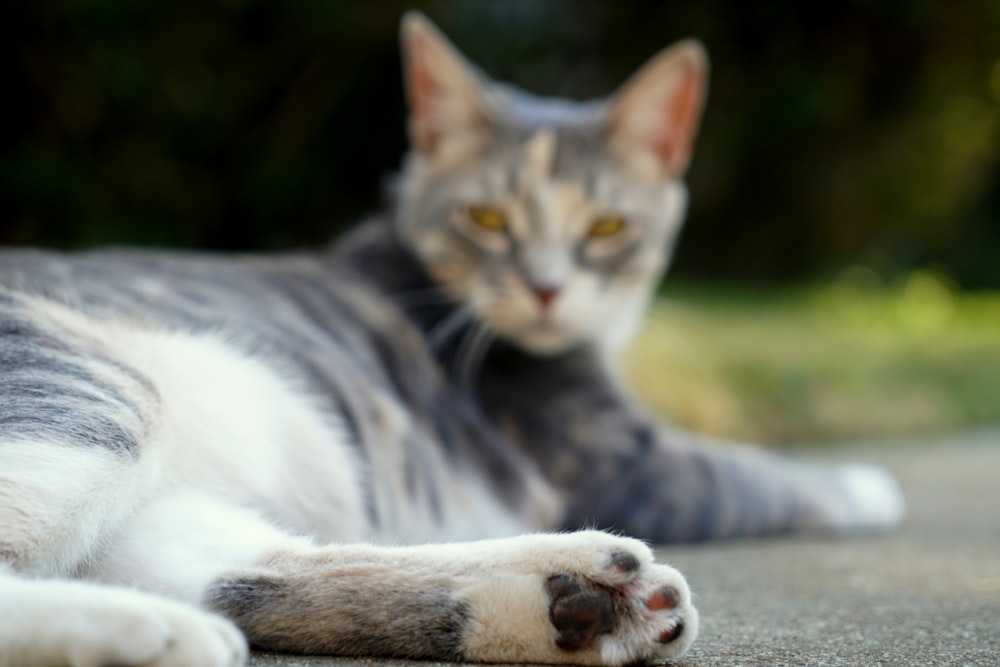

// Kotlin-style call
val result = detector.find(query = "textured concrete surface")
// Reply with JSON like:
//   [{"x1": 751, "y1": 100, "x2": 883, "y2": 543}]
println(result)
[{"x1": 249, "y1": 430, "x2": 1000, "y2": 666}]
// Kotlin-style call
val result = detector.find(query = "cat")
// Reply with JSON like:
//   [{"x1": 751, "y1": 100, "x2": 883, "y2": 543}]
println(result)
[{"x1": 0, "y1": 12, "x2": 904, "y2": 667}]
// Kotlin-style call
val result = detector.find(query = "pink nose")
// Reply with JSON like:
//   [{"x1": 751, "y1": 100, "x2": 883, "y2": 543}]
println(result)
[{"x1": 534, "y1": 286, "x2": 561, "y2": 308}]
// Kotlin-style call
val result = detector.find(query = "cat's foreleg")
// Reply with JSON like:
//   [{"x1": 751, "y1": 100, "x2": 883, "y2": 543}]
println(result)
[
  {"x1": 481, "y1": 348, "x2": 905, "y2": 543},
  {"x1": 204, "y1": 530, "x2": 697, "y2": 665},
  {"x1": 560, "y1": 422, "x2": 905, "y2": 542},
  {"x1": 91, "y1": 490, "x2": 697, "y2": 665}
]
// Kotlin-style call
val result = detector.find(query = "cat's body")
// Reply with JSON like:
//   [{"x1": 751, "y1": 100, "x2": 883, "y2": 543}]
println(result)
[
  {"x1": 0, "y1": 14, "x2": 903, "y2": 667},
  {"x1": 0, "y1": 241, "x2": 548, "y2": 549}
]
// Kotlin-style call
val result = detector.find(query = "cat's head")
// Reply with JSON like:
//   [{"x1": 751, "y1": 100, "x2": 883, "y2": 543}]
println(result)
[{"x1": 395, "y1": 13, "x2": 707, "y2": 356}]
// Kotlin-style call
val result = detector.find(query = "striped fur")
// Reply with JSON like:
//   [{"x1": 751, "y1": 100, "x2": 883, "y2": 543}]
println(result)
[{"x1": 0, "y1": 12, "x2": 902, "y2": 667}]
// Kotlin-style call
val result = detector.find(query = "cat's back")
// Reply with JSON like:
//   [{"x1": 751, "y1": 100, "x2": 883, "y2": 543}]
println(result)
[
  {"x1": 0, "y1": 242, "x2": 423, "y2": 445},
  {"x1": 1, "y1": 246, "x2": 342, "y2": 331},
  {"x1": 0, "y1": 245, "x2": 386, "y2": 542},
  {"x1": 0, "y1": 244, "x2": 419, "y2": 378},
  {"x1": 0, "y1": 241, "x2": 542, "y2": 543}
]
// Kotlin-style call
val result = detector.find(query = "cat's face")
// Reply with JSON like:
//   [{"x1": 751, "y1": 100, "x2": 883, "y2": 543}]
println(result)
[{"x1": 397, "y1": 14, "x2": 707, "y2": 356}]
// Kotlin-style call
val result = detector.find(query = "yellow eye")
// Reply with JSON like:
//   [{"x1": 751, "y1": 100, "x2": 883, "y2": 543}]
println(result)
[
  {"x1": 468, "y1": 206, "x2": 507, "y2": 232},
  {"x1": 588, "y1": 215, "x2": 626, "y2": 238}
]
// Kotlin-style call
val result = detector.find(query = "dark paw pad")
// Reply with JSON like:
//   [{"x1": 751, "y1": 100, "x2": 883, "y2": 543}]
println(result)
[{"x1": 546, "y1": 574, "x2": 615, "y2": 651}]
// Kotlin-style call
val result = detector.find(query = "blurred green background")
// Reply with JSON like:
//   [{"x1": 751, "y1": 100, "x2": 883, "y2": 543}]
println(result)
[{"x1": 1, "y1": 0, "x2": 998, "y2": 443}]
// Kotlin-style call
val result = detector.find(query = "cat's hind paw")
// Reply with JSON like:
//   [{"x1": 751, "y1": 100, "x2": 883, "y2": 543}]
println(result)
[{"x1": 1, "y1": 580, "x2": 247, "y2": 667}]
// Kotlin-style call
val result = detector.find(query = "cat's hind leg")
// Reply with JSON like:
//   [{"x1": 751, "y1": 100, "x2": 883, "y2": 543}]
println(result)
[
  {"x1": 0, "y1": 437, "x2": 153, "y2": 576},
  {"x1": 0, "y1": 570, "x2": 246, "y2": 667},
  {"x1": 0, "y1": 441, "x2": 246, "y2": 667}
]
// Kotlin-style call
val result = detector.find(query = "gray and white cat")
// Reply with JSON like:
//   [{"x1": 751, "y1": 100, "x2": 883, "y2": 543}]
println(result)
[{"x1": 0, "y1": 13, "x2": 903, "y2": 667}]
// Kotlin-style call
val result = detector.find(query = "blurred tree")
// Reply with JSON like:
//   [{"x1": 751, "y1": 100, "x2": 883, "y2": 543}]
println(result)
[{"x1": 1, "y1": 0, "x2": 997, "y2": 287}]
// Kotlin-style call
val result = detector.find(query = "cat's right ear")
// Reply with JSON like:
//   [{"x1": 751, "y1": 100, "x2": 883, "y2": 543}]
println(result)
[{"x1": 400, "y1": 12, "x2": 490, "y2": 156}]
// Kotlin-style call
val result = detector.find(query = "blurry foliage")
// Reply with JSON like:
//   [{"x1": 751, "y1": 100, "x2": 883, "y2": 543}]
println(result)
[
  {"x1": 1, "y1": 0, "x2": 998, "y2": 287},
  {"x1": 626, "y1": 276, "x2": 1000, "y2": 444}
]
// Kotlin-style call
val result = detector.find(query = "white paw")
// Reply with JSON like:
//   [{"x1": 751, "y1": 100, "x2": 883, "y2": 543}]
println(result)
[
  {"x1": 541, "y1": 532, "x2": 698, "y2": 664},
  {"x1": 461, "y1": 531, "x2": 697, "y2": 666},
  {"x1": 837, "y1": 463, "x2": 906, "y2": 531},
  {"x1": 11, "y1": 582, "x2": 247, "y2": 667}
]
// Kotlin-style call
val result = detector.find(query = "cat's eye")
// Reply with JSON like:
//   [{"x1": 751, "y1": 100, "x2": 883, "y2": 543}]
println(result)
[
  {"x1": 468, "y1": 206, "x2": 507, "y2": 232},
  {"x1": 588, "y1": 215, "x2": 626, "y2": 239}
]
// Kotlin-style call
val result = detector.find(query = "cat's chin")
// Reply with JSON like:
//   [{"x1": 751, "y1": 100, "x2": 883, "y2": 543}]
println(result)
[{"x1": 501, "y1": 325, "x2": 582, "y2": 358}]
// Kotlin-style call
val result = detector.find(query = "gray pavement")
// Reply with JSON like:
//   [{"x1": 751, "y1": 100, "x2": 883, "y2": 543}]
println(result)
[{"x1": 250, "y1": 430, "x2": 1000, "y2": 666}]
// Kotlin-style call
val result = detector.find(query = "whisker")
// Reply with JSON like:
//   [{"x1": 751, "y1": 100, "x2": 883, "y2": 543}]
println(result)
[
  {"x1": 455, "y1": 323, "x2": 495, "y2": 395},
  {"x1": 427, "y1": 307, "x2": 474, "y2": 351},
  {"x1": 390, "y1": 286, "x2": 455, "y2": 311}
]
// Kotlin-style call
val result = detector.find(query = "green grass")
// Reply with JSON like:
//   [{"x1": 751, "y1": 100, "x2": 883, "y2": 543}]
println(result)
[{"x1": 624, "y1": 271, "x2": 1000, "y2": 446}]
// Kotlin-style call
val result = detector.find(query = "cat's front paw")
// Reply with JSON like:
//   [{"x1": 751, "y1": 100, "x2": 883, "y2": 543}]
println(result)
[
  {"x1": 836, "y1": 463, "x2": 906, "y2": 531},
  {"x1": 462, "y1": 531, "x2": 697, "y2": 665}
]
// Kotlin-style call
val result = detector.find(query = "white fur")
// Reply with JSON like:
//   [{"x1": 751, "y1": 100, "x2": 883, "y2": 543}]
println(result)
[
  {"x1": 836, "y1": 463, "x2": 907, "y2": 531},
  {"x1": 446, "y1": 531, "x2": 698, "y2": 664},
  {"x1": 84, "y1": 491, "x2": 314, "y2": 603},
  {"x1": 24, "y1": 293, "x2": 373, "y2": 534},
  {"x1": 0, "y1": 441, "x2": 150, "y2": 576},
  {"x1": 0, "y1": 571, "x2": 246, "y2": 667},
  {"x1": 112, "y1": 328, "x2": 370, "y2": 543}
]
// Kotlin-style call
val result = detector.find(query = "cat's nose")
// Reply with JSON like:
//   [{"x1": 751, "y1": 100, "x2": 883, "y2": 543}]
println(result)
[{"x1": 533, "y1": 286, "x2": 561, "y2": 308}]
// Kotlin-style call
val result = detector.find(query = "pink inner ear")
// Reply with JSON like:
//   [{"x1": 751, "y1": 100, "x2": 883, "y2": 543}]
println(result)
[
  {"x1": 408, "y1": 49, "x2": 433, "y2": 111},
  {"x1": 653, "y1": 62, "x2": 700, "y2": 168},
  {"x1": 406, "y1": 41, "x2": 442, "y2": 151}
]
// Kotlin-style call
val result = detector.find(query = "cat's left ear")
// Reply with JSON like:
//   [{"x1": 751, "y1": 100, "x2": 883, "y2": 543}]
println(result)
[
  {"x1": 607, "y1": 40, "x2": 708, "y2": 178},
  {"x1": 400, "y1": 12, "x2": 491, "y2": 156}
]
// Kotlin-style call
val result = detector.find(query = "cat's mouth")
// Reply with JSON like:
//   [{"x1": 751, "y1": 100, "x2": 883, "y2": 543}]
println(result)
[
  {"x1": 475, "y1": 293, "x2": 580, "y2": 355},
  {"x1": 504, "y1": 316, "x2": 578, "y2": 355},
  {"x1": 534, "y1": 310, "x2": 558, "y2": 326}
]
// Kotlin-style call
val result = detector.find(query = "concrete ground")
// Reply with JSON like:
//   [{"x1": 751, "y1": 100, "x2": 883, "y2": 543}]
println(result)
[{"x1": 250, "y1": 430, "x2": 1000, "y2": 667}]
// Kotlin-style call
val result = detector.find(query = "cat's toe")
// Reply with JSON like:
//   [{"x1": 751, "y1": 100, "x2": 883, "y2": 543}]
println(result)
[
  {"x1": 644, "y1": 584, "x2": 680, "y2": 611},
  {"x1": 658, "y1": 619, "x2": 685, "y2": 645},
  {"x1": 608, "y1": 550, "x2": 642, "y2": 577},
  {"x1": 641, "y1": 565, "x2": 699, "y2": 660},
  {"x1": 120, "y1": 597, "x2": 247, "y2": 667}
]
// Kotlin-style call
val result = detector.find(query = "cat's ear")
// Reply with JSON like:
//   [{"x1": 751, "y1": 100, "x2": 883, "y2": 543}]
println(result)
[
  {"x1": 400, "y1": 12, "x2": 490, "y2": 155},
  {"x1": 607, "y1": 40, "x2": 708, "y2": 178}
]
